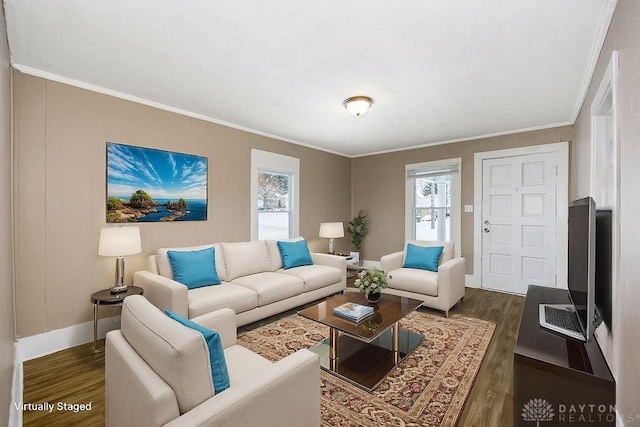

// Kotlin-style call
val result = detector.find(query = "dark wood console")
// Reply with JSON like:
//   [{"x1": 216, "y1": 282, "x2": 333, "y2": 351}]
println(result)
[{"x1": 514, "y1": 285, "x2": 615, "y2": 426}]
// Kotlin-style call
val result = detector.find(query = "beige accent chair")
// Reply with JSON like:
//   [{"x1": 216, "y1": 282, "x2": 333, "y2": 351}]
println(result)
[
  {"x1": 380, "y1": 240, "x2": 465, "y2": 317},
  {"x1": 106, "y1": 295, "x2": 321, "y2": 427}
]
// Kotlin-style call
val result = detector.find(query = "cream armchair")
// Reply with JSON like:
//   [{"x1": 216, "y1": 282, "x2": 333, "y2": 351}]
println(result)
[
  {"x1": 380, "y1": 240, "x2": 465, "y2": 317},
  {"x1": 106, "y1": 295, "x2": 321, "y2": 427}
]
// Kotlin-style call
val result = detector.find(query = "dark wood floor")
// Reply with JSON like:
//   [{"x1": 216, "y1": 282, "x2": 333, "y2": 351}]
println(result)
[
  {"x1": 22, "y1": 287, "x2": 524, "y2": 426},
  {"x1": 456, "y1": 288, "x2": 524, "y2": 426}
]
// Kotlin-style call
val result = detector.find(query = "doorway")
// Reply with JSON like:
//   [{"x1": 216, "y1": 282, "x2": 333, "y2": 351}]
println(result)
[{"x1": 473, "y1": 143, "x2": 568, "y2": 294}]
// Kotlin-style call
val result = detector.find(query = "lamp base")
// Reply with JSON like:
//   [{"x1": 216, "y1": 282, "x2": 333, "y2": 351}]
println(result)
[
  {"x1": 111, "y1": 257, "x2": 128, "y2": 294},
  {"x1": 110, "y1": 285, "x2": 129, "y2": 294}
]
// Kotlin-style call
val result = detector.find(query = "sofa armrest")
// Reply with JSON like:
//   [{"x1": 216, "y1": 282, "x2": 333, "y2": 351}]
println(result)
[
  {"x1": 133, "y1": 271, "x2": 189, "y2": 318},
  {"x1": 106, "y1": 331, "x2": 180, "y2": 427},
  {"x1": 164, "y1": 349, "x2": 321, "y2": 427},
  {"x1": 437, "y1": 257, "x2": 466, "y2": 306},
  {"x1": 192, "y1": 308, "x2": 237, "y2": 348},
  {"x1": 311, "y1": 252, "x2": 346, "y2": 270},
  {"x1": 380, "y1": 251, "x2": 404, "y2": 272},
  {"x1": 311, "y1": 253, "x2": 346, "y2": 289}
]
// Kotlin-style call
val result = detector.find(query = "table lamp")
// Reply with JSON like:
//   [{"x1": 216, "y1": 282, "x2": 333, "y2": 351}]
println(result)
[
  {"x1": 99, "y1": 226, "x2": 142, "y2": 293},
  {"x1": 319, "y1": 222, "x2": 344, "y2": 255}
]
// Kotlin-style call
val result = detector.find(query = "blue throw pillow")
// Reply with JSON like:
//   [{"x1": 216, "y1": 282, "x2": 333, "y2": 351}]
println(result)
[
  {"x1": 277, "y1": 239, "x2": 313, "y2": 269},
  {"x1": 403, "y1": 244, "x2": 444, "y2": 272},
  {"x1": 165, "y1": 310, "x2": 230, "y2": 394},
  {"x1": 167, "y1": 247, "x2": 221, "y2": 289}
]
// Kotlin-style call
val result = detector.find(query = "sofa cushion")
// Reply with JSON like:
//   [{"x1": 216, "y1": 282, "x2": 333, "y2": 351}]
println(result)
[
  {"x1": 277, "y1": 265, "x2": 342, "y2": 292},
  {"x1": 277, "y1": 239, "x2": 313, "y2": 269},
  {"x1": 157, "y1": 244, "x2": 227, "y2": 282},
  {"x1": 266, "y1": 237, "x2": 304, "y2": 271},
  {"x1": 188, "y1": 283, "x2": 258, "y2": 318},
  {"x1": 224, "y1": 345, "x2": 273, "y2": 386},
  {"x1": 120, "y1": 295, "x2": 214, "y2": 414},
  {"x1": 387, "y1": 268, "x2": 439, "y2": 297},
  {"x1": 231, "y1": 272, "x2": 304, "y2": 306},
  {"x1": 167, "y1": 247, "x2": 221, "y2": 289},
  {"x1": 166, "y1": 310, "x2": 230, "y2": 394},
  {"x1": 221, "y1": 241, "x2": 272, "y2": 281},
  {"x1": 403, "y1": 244, "x2": 444, "y2": 272},
  {"x1": 404, "y1": 240, "x2": 454, "y2": 265}
]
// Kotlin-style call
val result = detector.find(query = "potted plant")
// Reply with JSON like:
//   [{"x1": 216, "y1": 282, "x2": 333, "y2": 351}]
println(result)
[
  {"x1": 354, "y1": 268, "x2": 391, "y2": 303},
  {"x1": 347, "y1": 210, "x2": 369, "y2": 262}
]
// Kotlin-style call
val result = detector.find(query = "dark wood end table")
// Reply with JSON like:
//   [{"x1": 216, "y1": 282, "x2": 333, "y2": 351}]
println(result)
[
  {"x1": 298, "y1": 292, "x2": 423, "y2": 391},
  {"x1": 90, "y1": 286, "x2": 143, "y2": 353}
]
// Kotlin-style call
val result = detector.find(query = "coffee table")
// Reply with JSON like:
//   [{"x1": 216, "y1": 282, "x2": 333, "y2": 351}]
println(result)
[{"x1": 297, "y1": 292, "x2": 424, "y2": 391}]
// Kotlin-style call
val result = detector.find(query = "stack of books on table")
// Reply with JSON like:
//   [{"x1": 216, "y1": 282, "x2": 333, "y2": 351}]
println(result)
[{"x1": 333, "y1": 302, "x2": 374, "y2": 323}]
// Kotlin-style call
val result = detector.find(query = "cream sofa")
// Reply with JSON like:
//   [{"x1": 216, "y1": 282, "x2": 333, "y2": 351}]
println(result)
[
  {"x1": 134, "y1": 239, "x2": 346, "y2": 327},
  {"x1": 380, "y1": 240, "x2": 465, "y2": 316},
  {"x1": 106, "y1": 295, "x2": 320, "y2": 427}
]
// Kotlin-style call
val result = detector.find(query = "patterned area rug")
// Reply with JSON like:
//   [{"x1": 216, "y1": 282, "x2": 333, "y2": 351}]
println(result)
[{"x1": 237, "y1": 310, "x2": 495, "y2": 426}]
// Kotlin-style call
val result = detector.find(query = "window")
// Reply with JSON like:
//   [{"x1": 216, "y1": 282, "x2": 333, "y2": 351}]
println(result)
[
  {"x1": 251, "y1": 150, "x2": 299, "y2": 240},
  {"x1": 257, "y1": 171, "x2": 291, "y2": 239},
  {"x1": 405, "y1": 158, "x2": 461, "y2": 255}
]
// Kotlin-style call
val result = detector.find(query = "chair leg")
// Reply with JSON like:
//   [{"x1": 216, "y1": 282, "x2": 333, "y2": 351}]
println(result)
[{"x1": 445, "y1": 310, "x2": 449, "y2": 318}]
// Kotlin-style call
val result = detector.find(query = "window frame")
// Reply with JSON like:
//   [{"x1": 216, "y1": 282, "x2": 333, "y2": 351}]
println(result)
[
  {"x1": 251, "y1": 149, "x2": 300, "y2": 240},
  {"x1": 405, "y1": 158, "x2": 462, "y2": 257}
]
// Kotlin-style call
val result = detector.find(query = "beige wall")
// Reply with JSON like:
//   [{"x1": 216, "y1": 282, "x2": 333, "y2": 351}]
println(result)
[
  {"x1": 573, "y1": 0, "x2": 640, "y2": 419},
  {"x1": 352, "y1": 126, "x2": 573, "y2": 272},
  {"x1": 0, "y1": 2, "x2": 15, "y2": 424},
  {"x1": 13, "y1": 72, "x2": 351, "y2": 338}
]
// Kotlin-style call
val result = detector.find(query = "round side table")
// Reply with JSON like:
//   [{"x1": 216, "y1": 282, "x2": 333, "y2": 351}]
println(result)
[{"x1": 90, "y1": 286, "x2": 143, "y2": 353}]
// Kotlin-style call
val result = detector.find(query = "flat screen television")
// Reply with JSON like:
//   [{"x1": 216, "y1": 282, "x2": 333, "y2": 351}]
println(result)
[
  {"x1": 540, "y1": 196, "x2": 602, "y2": 341},
  {"x1": 567, "y1": 196, "x2": 600, "y2": 341},
  {"x1": 595, "y1": 209, "x2": 613, "y2": 330}
]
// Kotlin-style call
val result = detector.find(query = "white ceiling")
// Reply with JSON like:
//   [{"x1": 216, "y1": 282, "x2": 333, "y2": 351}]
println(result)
[{"x1": 4, "y1": 1, "x2": 615, "y2": 157}]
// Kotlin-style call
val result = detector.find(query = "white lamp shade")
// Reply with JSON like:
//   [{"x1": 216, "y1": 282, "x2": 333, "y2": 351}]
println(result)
[
  {"x1": 98, "y1": 226, "x2": 142, "y2": 257},
  {"x1": 319, "y1": 222, "x2": 344, "y2": 239}
]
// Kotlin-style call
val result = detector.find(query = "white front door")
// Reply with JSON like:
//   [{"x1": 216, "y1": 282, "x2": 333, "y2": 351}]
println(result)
[{"x1": 481, "y1": 152, "x2": 558, "y2": 294}]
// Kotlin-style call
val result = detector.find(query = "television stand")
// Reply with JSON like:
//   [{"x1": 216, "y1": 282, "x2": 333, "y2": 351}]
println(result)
[{"x1": 514, "y1": 285, "x2": 615, "y2": 426}]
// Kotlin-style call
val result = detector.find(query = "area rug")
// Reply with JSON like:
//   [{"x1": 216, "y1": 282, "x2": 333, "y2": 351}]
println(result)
[{"x1": 237, "y1": 311, "x2": 495, "y2": 426}]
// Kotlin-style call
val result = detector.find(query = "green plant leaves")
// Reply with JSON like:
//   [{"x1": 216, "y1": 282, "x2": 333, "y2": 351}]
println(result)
[{"x1": 347, "y1": 210, "x2": 369, "y2": 251}]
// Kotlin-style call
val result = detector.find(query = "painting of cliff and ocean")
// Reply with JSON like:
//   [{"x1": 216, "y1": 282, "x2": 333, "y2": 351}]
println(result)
[{"x1": 106, "y1": 142, "x2": 208, "y2": 223}]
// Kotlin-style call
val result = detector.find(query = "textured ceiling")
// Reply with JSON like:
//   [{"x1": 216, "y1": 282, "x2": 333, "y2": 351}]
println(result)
[{"x1": 4, "y1": 1, "x2": 615, "y2": 157}]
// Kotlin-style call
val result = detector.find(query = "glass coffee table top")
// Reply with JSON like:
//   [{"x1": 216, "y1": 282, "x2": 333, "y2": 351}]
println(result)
[{"x1": 298, "y1": 293, "x2": 422, "y2": 342}]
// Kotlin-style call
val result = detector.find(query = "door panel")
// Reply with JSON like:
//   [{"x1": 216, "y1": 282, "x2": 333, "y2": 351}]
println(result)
[
  {"x1": 521, "y1": 256, "x2": 545, "y2": 280},
  {"x1": 490, "y1": 194, "x2": 512, "y2": 216},
  {"x1": 490, "y1": 224, "x2": 511, "y2": 246},
  {"x1": 481, "y1": 152, "x2": 557, "y2": 294},
  {"x1": 489, "y1": 254, "x2": 511, "y2": 276}
]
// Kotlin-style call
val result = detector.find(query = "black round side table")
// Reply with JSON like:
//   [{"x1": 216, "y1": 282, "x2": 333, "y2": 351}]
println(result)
[{"x1": 90, "y1": 286, "x2": 143, "y2": 353}]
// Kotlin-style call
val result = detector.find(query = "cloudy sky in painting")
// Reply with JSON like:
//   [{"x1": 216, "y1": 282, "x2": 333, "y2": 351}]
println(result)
[{"x1": 107, "y1": 143, "x2": 207, "y2": 200}]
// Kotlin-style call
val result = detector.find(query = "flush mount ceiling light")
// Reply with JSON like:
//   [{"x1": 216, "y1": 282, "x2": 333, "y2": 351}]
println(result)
[{"x1": 343, "y1": 96, "x2": 374, "y2": 117}]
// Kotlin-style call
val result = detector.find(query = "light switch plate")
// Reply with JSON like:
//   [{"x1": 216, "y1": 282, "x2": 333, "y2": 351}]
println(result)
[{"x1": 464, "y1": 205, "x2": 473, "y2": 213}]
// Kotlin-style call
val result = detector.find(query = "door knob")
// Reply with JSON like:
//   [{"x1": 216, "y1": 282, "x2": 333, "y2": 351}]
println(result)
[{"x1": 484, "y1": 227, "x2": 490, "y2": 233}]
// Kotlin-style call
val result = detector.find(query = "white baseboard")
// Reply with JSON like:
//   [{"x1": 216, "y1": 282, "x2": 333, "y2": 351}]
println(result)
[
  {"x1": 465, "y1": 274, "x2": 480, "y2": 288},
  {"x1": 17, "y1": 315, "x2": 122, "y2": 362},
  {"x1": 8, "y1": 344, "x2": 22, "y2": 427}
]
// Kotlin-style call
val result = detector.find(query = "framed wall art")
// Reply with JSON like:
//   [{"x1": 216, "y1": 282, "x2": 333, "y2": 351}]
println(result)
[{"x1": 106, "y1": 142, "x2": 208, "y2": 223}]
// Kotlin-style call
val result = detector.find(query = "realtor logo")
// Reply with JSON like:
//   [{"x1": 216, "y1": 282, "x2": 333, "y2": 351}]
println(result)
[{"x1": 522, "y1": 398, "x2": 555, "y2": 426}]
